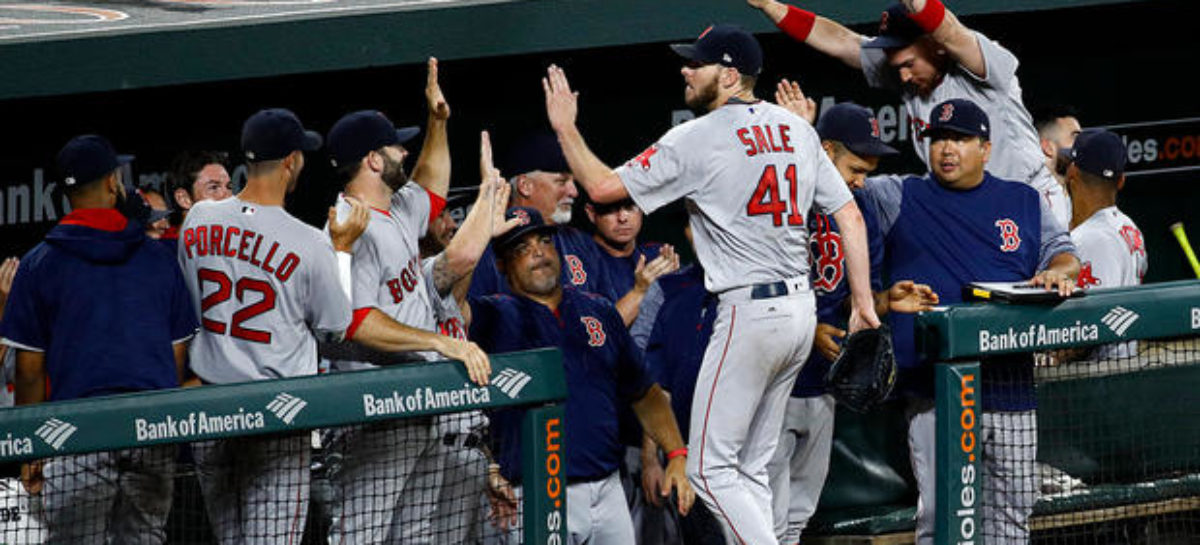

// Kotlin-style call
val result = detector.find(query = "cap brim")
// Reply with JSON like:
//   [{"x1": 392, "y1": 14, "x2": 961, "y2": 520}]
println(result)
[
  {"x1": 669, "y1": 43, "x2": 702, "y2": 61},
  {"x1": 395, "y1": 126, "x2": 421, "y2": 144},
  {"x1": 496, "y1": 224, "x2": 557, "y2": 253},
  {"x1": 302, "y1": 130, "x2": 323, "y2": 152},
  {"x1": 919, "y1": 125, "x2": 986, "y2": 139},
  {"x1": 117, "y1": 154, "x2": 135, "y2": 165},
  {"x1": 846, "y1": 141, "x2": 900, "y2": 157},
  {"x1": 862, "y1": 35, "x2": 913, "y2": 50},
  {"x1": 147, "y1": 209, "x2": 171, "y2": 223}
]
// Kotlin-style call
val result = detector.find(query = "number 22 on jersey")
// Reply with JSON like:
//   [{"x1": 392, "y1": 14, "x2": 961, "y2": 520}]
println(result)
[
  {"x1": 198, "y1": 268, "x2": 278, "y2": 343},
  {"x1": 746, "y1": 163, "x2": 803, "y2": 227}
]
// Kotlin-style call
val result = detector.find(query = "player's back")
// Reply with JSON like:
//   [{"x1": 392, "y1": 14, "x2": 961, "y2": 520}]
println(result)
[
  {"x1": 1072, "y1": 206, "x2": 1147, "y2": 289},
  {"x1": 179, "y1": 197, "x2": 351, "y2": 384},
  {"x1": 657, "y1": 102, "x2": 851, "y2": 292}
]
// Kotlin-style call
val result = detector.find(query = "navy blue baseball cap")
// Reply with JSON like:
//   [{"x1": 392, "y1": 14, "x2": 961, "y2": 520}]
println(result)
[
  {"x1": 241, "y1": 108, "x2": 323, "y2": 162},
  {"x1": 862, "y1": 3, "x2": 926, "y2": 50},
  {"x1": 327, "y1": 110, "x2": 421, "y2": 168},
  {"x1": 57, "y1": 134, "x2": 133, "y2": 187},
  {"x1": 817, "y1": 103, "x2": 899, "y2": 158},
  {"x1": 670, "y1": 24, "x2": 763, "y2": 76},
  {"x1": 494, "y1": 206, "x2": 557, "y2": 254},
  {"x1": 920, "y1": 99, "x2": 991, "y2": 140},
  {"x1": 1062, "y1": 128, "x2": 1126, "y2": 180},
  {"x1": 500, "y1": 131, "x2": 570, "y2": 176}
]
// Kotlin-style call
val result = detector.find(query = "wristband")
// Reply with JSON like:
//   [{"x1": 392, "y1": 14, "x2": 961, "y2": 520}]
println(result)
[
  {"x1": 909, "y1": 0, "x2": 946, "y2": 33},
  {"x1": 666, "y1": 447, "x2": 688, "y2": 461},
  {"x1": 777, "y1": 5, "x2": 817, "y2": 42}
]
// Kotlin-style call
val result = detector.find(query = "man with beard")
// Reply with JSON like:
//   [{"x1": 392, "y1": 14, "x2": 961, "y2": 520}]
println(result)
[
  {"x1": 543, "y1": 24, "x2": 881, "y2": 544},
  {"x1": 320, "y1": 59, "x2": 499, "y2": 544},
  {"x1": 749, "y1": 0, "x2": 1071, "y2": 229},
  {"x1": 470, "y1": 206, "x2": 694, "y2": 545}
]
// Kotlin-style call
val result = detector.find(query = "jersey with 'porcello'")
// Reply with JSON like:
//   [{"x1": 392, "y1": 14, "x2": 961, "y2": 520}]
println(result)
[
  {"x1": 859, "y1": 172, "x2": 1075, "y2": 410},
  {"x1": 469, "y1": 287, "x2": 652, "y2": 484},
  {"x1": 616, "y1": 100, "x2": 853, "y2": 293},
  {"x1": 179, "y1": 197, "x2": 351, "y2": 384}
]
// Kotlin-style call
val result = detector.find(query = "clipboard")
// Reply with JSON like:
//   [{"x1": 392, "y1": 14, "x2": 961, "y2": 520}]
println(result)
[{"x1": 963, "y1": 281, "x2": 1084, "y2": 304}]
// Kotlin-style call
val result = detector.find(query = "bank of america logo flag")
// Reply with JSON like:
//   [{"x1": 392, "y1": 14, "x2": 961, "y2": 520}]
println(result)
[
  {"x1": 1102, "y1": 306, "x2": 1139, "y2": 337},
  {"x1": 36, "y1": 418, "x2": 77, "y2": 451},
  {"x1": 494, "y1": 368, "x2": 533, "y2": 399},
  {"x1": 267, "y1": 393, "x2": 307, "y2": 425}
]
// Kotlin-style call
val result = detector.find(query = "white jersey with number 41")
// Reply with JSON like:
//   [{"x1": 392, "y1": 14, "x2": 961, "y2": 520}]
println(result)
[{"x1": 616, "y1": 101, "x2": 852, "y2": 293}]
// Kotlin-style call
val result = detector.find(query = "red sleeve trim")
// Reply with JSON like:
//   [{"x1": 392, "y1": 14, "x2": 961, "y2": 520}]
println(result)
[
  {"x1": 428, "y1": 191, "x2": 447, "y2": 220},
  {"x1": 345, "y1": 308, "x2": 374, "y2": 340},
  {"x1": 908, "y1": 0, "x2": 946, "y2": 33},
  {"x1": 778, "y1": 5, "x2": 817, "y2": 42}
]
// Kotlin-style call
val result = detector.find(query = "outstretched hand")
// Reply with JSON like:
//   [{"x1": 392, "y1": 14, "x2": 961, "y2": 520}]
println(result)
[
  {"x1": 775, "y1": 79, "x2": 817, "y2": 124},
  {"x1": 543, "y1": 64, "x2": 579, "y2": 133},
  {"x1": 887, "y1": 280, "x2": 940, "y2": 313},
  {"x1": 634, "y1": 245, "x2": 680, "y2": 292},
  {"x1": 328, "y1": 196, "x2": 370, "y2": 252},
  {"x1": 478, "y1": 131, "x2": 522, "y2": 237},
  {"x1": 426, "y1": 57, "x2": 451, "y2": 121}
]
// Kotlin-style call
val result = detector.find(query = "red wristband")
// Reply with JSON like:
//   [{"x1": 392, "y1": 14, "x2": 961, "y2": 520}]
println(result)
[
  {"x1": 777, "y1": 5, "x2": 817, "y2": 42},
  {"x1": 666, "y1": 447, "x2": 688, "y2": 461},
  {"x1": 908, "y1": 0, "x2": 946, "y2": 33}
]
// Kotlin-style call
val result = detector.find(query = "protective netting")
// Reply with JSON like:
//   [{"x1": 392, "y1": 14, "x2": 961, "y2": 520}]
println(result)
[
  {"x1": 980, "y1": 336, "x2": 1200, "y2": 544},
  {"x1": 0, "y1": 410, "x2": 507, "y2": 544}
]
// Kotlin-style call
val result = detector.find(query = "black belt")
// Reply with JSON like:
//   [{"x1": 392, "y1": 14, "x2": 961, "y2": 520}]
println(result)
[
  {"x1": 443, "y1": 432, "x2": 483, "y2": 449},
  {"x1": 750, "y1": 281, "x2": 790, "y2": 300}
]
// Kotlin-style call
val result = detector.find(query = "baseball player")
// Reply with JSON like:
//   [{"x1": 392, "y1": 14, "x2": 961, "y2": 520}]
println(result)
[
  {"x1": 1064, "y1": 129, "x2": 1146, "y2": 358},
  {"x1": 585, "y1": 198, "x2": 680, "y2": 327},
  {"x1": 467, "y1": 132, "x2": 612, "y2": 301},
  {"x1": 857, "y1": 98, "x2": 1078, "y2": 544},
  {"x1": 543, "y1": 24, "x2": 881, "y2": 544},
  {"x1": 749, "y1": 0, "x2": 1073, "y2": 229},
  {"x1": 470, "y1": 206, "x2": 695, "y2": 545},
  {"x1": 163, "y1": 151, "x2": 234, "y2": 248},
  {"x1": 762, "y1": 100, "x2": 938, "y2": 544},
  {"x1": 1033, "y1": 105, "x2": 1082, "y2": 196},
  {"x1": 2, "y1": 134, "x2": 198, "y2": 544},
  {"x1": 179, "y1": 108, "x2": 369, "y2": 544},
  {"x1": 321, "y1": 105, "x2": 499, "y2": 543}
]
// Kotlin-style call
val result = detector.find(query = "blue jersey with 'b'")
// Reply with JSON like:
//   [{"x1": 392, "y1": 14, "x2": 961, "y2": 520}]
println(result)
[{"x1": 860, "y1": 173, "x2": 1074, "y2": 410}]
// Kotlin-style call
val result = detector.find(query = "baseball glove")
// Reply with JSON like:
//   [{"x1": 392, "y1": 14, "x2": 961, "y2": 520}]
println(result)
[{"x1": 824, "y1": 324, "x2": 896, "y2": 413}]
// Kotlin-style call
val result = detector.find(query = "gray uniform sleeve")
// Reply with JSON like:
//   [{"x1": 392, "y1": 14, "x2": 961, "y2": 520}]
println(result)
[
  {"x1": 1037, "y1": 195, "x2": 1076, "y2": 272},
  {"x1": 811, "y1": 140, "x2": 854, "y2": 215},
  {"x1": 969, "y1": 32, "x2": 1019, "y2": 91},
  {"x1": 391, "y1": 182, "x2": 433, "y2": 237},
  {"x1": 861, "y1": 46, "x2": 898, "y2": 91},
  {"x1": 615, "y1": 125, "x2": 692, "y2": 214},
  {"x1": 859, "y1": 174, "x2": 907, "y2": 236},
  {"x1": 306, "y1": 238, "x2": 354, "y2": 342},
  {"x1": 629, "y1": 280, "x2": 665, "y2": 352},
  {"x1": 351, "y1": 233, "x2": 384, "y2": 310}
]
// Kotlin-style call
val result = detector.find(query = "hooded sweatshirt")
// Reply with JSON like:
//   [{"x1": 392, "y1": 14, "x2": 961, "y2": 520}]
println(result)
[{"x1": 0, "y1": 208, "x2": 197, "y2": 401}]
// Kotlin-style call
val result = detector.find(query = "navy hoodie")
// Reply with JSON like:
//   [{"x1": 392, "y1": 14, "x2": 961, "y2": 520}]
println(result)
[{"x1": 0, "y1": 209, "x2": 197, "y2": 401}]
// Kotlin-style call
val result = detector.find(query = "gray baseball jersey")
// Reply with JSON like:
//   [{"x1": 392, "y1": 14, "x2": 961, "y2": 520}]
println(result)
[
  {"x1": 1072, "y1": 206, "x2": 1146, "y2": 359},
  {"x1": 330, "y1": 184, "x2": 439, "y2": 371},
  {"x1": 862, "y1": 31, "x2": 1042, "y2": 184},
  {"x1": 616, "y1": 101, "x2": 853, "y2": 292},
  {"x1": 179, "y1": 197, "x2": 351, "y2": 384},
  {"x1": 422, "y1": 255, "x2": 468, "y2": 342}
]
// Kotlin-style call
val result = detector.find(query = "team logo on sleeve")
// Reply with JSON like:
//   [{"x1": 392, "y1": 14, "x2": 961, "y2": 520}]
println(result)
[
  {"x1": 1120, "y1": 225, "x2": 1146, "y2": 257},
  {"x1": 580, "y1": 316, "x2": 607, "y2": 347},
  {"x1": 939, "y1": 103, "x2": 955, "y2": 122},
  {"x1": 994, "y1": 219, "x2": 1021, "y2": 252},
  {"x1": 1077, "y1": 262, "x2": 1100, "y2": 288},
  {"x1": 564, "y1": 254, "x2": 588, "y2": 285},
  {"x1": 630, "y1": 145, "x2": 659, "y2": 171}
]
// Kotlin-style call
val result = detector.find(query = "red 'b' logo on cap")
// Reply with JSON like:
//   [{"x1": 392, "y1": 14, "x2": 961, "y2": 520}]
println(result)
[
  {"x1": 939, "y1": 103, "x2": 955, "y2": 122},
  {"x1": 513, "y1": 209, "x2": 530, "y2": 226},
  {"x1": 870, "y1": 118, "x2": 881, "y2": 138},
  {"x1": 879, "y1": 11, "x2": 890, "y2": 32}
]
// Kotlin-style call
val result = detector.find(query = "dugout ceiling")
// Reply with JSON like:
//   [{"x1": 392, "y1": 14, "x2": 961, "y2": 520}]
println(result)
[{"x1": 0, "y1": 0, "x2": 1145, "y2": 100}]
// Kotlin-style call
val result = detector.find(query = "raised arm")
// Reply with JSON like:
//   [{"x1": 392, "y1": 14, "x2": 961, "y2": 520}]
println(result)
[
  {"x1": 903, "y1": 0, "x2": 985, "y2": 77},
  {"x1": 543, "y1": 65, "x2": 629, "y2": 204},
  {"x1": 433, "y1": 132, "x2": 521, "y2": 295},
  {"x1": 749, "y1": 0, "x2": 866, "y2": 69},
  {"x1": 410, "y1": 57, "x2": 451, "y2": 198}
]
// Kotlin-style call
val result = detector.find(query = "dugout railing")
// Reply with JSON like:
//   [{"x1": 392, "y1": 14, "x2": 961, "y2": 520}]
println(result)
[
  {"x1": 0, "y1": 347, "x2": 567, "y2": 544},
  {"x1": 917, "y1": 280, "x2": 1200, "y2": 545}
]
